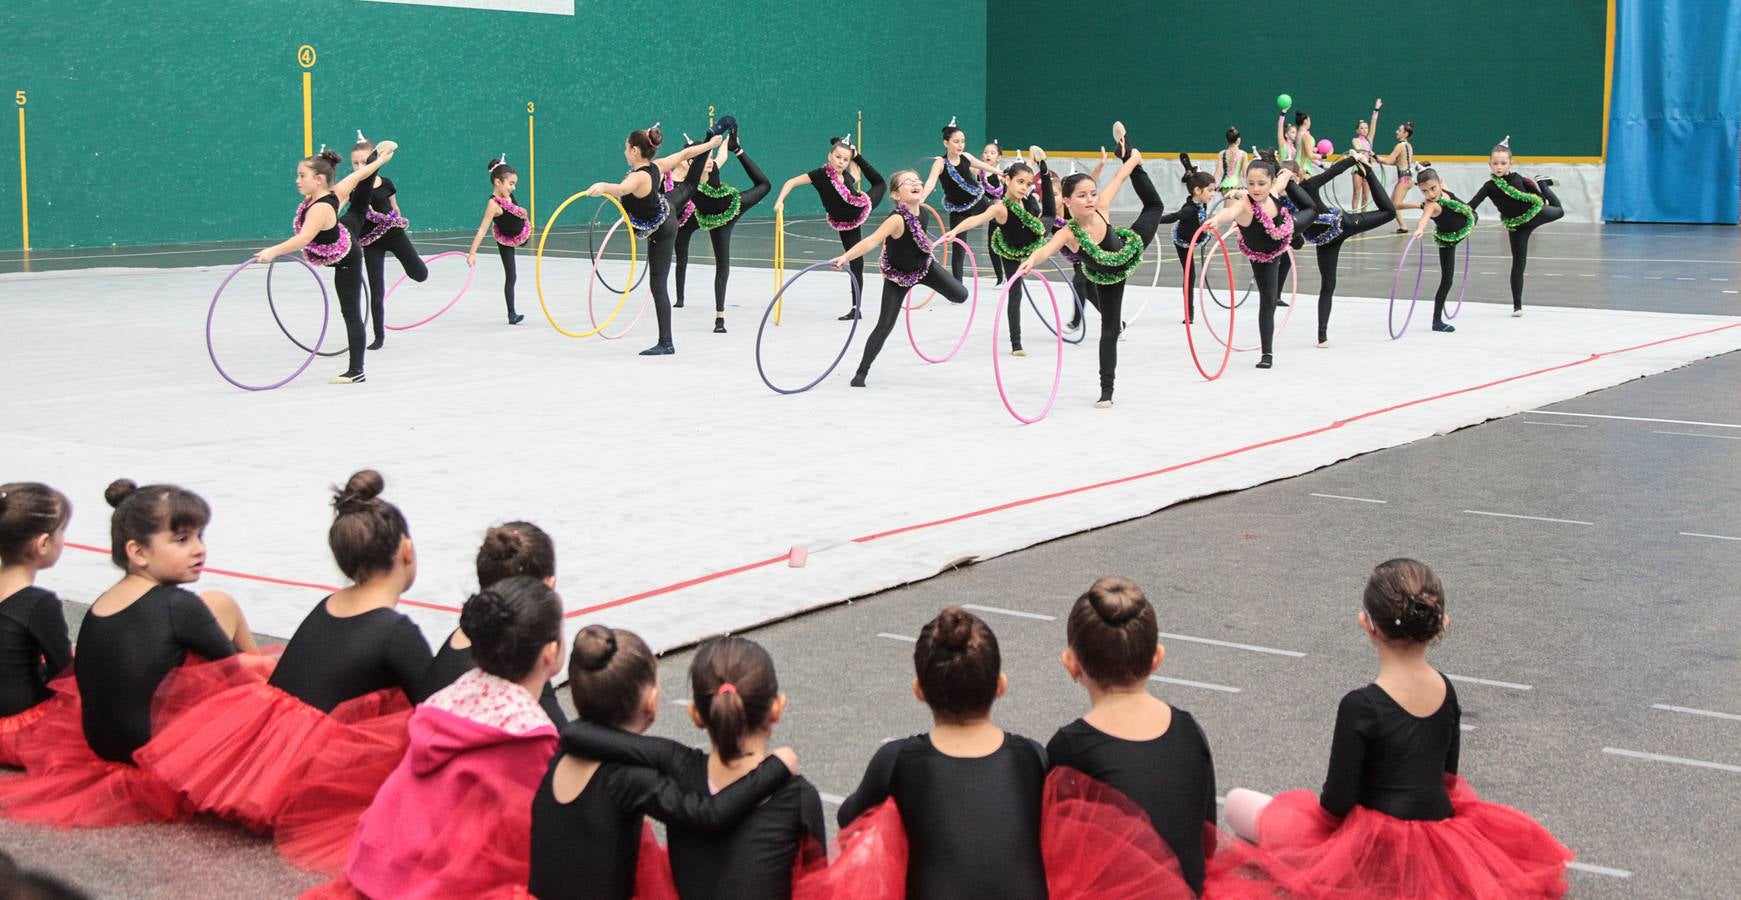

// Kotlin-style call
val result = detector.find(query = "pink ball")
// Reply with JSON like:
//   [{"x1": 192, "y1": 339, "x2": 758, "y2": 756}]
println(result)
[{"x1": 1316, "y1": 139, "x2": 1333, "y2": 156}]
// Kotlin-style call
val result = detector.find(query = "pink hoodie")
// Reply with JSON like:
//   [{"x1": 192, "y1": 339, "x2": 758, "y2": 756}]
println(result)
[{"x1": 343, "y1": 671, "x2": 558, "y2": 900}]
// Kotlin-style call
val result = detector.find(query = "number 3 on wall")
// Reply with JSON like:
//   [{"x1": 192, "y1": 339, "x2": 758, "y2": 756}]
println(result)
[
  {"x1": 527, "y1": 102, "x2": 535, "y2": 114},
  {"x1": 14, "y1": 91, "x2": 24, "y2": 107}
]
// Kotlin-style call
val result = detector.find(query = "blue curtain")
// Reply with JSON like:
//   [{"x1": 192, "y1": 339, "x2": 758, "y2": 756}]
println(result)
[{"x1": 1604, "y1": 0, "x2": 1741, "y2": 223}]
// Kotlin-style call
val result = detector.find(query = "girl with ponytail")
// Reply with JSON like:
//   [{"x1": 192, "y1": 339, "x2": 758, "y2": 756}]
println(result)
[{"x1": 1223, "y1": 559, "x2": 1572, "y2": 898}]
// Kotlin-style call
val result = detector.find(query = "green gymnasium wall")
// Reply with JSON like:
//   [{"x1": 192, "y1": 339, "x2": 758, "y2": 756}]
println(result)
[
  {"x1": 986, "y1": 0, "x2": 1608, "y2": 162},
  {"x1": 0, "y1": 0, "x2": 987, "y2": 250}
]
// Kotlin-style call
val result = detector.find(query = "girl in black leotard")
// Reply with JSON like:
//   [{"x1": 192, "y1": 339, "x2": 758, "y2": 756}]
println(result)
[
  {"x1": 920, "y1": 119, "x2": 1003, "y2": 285},
  {"x1": 584, "y1": 124, "x2": 725, "y2": 356},
  {"x1": 1049, "y1": 577, "x2": 1220, "y2": 896},
  {"x1": 1281, "y1": 150, "x2": 1399, "y2": 346},
  {"x1": 348, "y1": 133, "x2": 428, "y2": 350},
  {"x1": 421, "y1": 521, "x2": 564, "y2": 723},
  {"x1": 0, "y1": 483, "x2": 73, "y2": 769},
  {"x1": 1224, "y1": 559, "x2": 1572, "y2": 898},
  {"x1": 979, "y1": 140, "x2": 1009, "y2": 286},
  {"x1": 773, "y1": 136, "x2": 888, "y2": 321},
  {"x1": 830, "y1": 606, "x2": 1048, "y2": 900},
  {"x1": 941, "y1": 146, "x2": 1057, "y2": 356},
  {"x1": 1017, "y1": 123, "x2": 1167, "y2": 408},
  {"x1": 257, "y1": 141, "x2": 397, "y2": 384},
  {"x1": 831, "y1": 169, "x2": 972, "y2": 388},
  {"x1": 1408, "y1": 168, "x2": 1476, "y2": 334},
  {"x1": 532, "y1": 626, "x2": 799, "y2": 900},
  {"x1": 1159, "y1": 165, "x2": 1220, "y2": 325},
  {"x1": 465, "y1": 157, "x2": 531, "y2": 324},
  {"x1": 0, "y1": 481, "x2": 254, "y2": 828},
  {"x1": 1465, "y1": 139, "x2": 1565, "y2": 317},
  {"x1": 672, "y1": 125, "x2": 773, "y2": 334},
  {"x1": 137, "y1": 469, "x2": 431, "y2": 845},
  {"x1": 1202, "y1": 158, "x2": 1300, "y2": 369}
]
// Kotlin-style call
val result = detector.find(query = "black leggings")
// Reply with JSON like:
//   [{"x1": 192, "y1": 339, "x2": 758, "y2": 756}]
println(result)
[
  {"x1": 1251, "y1": 259, "x2": 1282, "y2": 356},
  {"x1": 1175, "y1": 244, "x2": 1196, "y2": 321},
  {"x1": 1505, "y1": 185, "x2": 1565, "y2": 309},
  {"x1": 674, "y1": 149, "x2": 772, "y2": 312},
  {"x1": 497, "y1": 245, "x2": 518, "y2": 317},
  {"x1": 363, "y1": 229, "x2": 428, "y2": 340},
  {"x1": 854, "y1": 265, "x2": 968, "y2": 382},
  {"x1": 1313, "y1": 165, "x2": 1396, "y2": 342},
  {"x1": 334, "y1": 256, "x2": 365, "y2": 374},
  {"x1": 1433, "y1": 243, "x2": 1457, "y2": 326},
  {"x1": 986, "y1": 217, "x2": 1008, "y2": 285},
  {"x1": 1088, "y1": 164, "x2": 1168, "y2": 399},
  {"x1": 947, "y1": 207, "x2": 978, "y2": 282},
  {"x1": 644, "y1": 158, "x2": 710, "y2": 346},
  {"x1": 1001, "y1": 267, "x2": 1025, "y2": 349}
]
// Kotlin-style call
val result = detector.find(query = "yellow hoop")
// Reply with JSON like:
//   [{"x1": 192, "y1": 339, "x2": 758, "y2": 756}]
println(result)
[
  {"x1": 535, "y1": 191, "x2": 639, "y2": 338},
  {"x1": 773, "y1": 206, "x2": 787, "y2": 325}
]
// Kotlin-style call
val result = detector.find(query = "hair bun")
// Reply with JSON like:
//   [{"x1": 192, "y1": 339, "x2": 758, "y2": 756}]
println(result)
[
  {"x1": 105, "y1": 478, "x2": 139, "y2": 508},
  {"x1": 481, "y1": 527, "x2": 525, "y2": 561},
  {"x1": 573, "y1": 624, "x2": 619, "y2": 672},
  {"x1": 459, "y1": 588, "x2": 514, "y2": 646},
  {"x1": 646, "y1": 126, "x2": 664, "y2": 149},
  {"x1": 934, "y1": 606, "x2": 976, "y2": 651},
  {"x1": 332, "y1": 469, "x2": 385, "y2": 515},
  {"x1": 319, "y1": 147, "x2": 342, "y2": 166}
]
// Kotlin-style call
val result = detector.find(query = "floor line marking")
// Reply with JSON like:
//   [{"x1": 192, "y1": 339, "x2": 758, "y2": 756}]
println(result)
[
  {"x1": 1151, "y1": 675, "x2": 1242, "y2": 694},
  {"x1": 1680, "y1": 532, "x2": 1741, "y2": 542},
  {"x1": 962, "y1": 603, "x2": 1057, "y2": 622},
  {"x1": 1602, "y1": 747, "x2": 1741, "y2": 774},
  {"x1": 1522, "y1": 420, "x2": 1588, "y2": 428},
  {"x1": 1159, "y1": 632, "x2": 1307, "y2": 658},
  {"x1": 876, "y1": 632, "x2": 917, "y2": 643},
  {"x1": 1463, "y1": 510, "x2": 1594, "y2": 526},
  {"x1": 1653, "y1": 430, "x2": 1741, "y2": 441},
  {"x1": 818, "y1": 792, "x2": 846, "y2": 805},
  {"x1": 1309, "y1": 493, "x2": 1387, "y2": 504},
  {"x1": 1525, "y1": 410, "x2": 1741, "y2": 429},
  {"x1": 1652, "y1": 703, "x2": 1741, "y2": 722},
  {"x1": 1460, "y1": 724, "x2": 1476, "y2": 732},
  {"x1": 1567, "y1": 862, "x2": 1634, "y2": 878},
  {"x1": 1445, "y1": 673, "x2": 1533, "y2": 691}
]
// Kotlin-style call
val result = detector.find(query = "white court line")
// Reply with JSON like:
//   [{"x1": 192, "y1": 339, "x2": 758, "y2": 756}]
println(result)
[
  {"x1": 1463, "y1": 510, "x2": 1594, "y2": 526},
  {"x1": 1522, "y1": 420, "x2": 1588, "y2": 428},
  {"x1": 963, "y1": 603, "x2": 1057, "y2": 622},
  {"x1": 818, "y1": 792, "x2": 846, "y2": 805},
  {"x1": 1445, "y1": 673, "x2": 1533, "y2": 691},
  {"x1": 1652, "y1": 703, "x2": 1741, "y2": 722},
  {"x1": 1460, "y1": 724, "x2": 1476, "y2": 732},
  {"x1": 1567, "y1": 862, "x2": 1634, "y2": 879},
  {"x1": 1602, "y1": 747, "x2": 1741, "y2": 774},
  {"x1": 1681, "y1": 532, "x2": 1741, "y2": 542},
  {"x1": 1526, "y1": 411, "x2": 1741, "y2": 429},
  {"x1": 1151, "y1": 675, "x2": 1242, "y2": 694},
  {"x1": 1653, "y1": 430, "x2": 1741, "y2": 441},
  {"x1": 1578, "y1": 273, "x2": 1596, "y2": 277},
  {"x1": 1675, "y1": 277, "x2": 1696, "y2": 281},
  {"x1": 1309, "y1": 493, "x2": 1387, "y2": 504},
  {"x1": 1159, "y1": 632, "x2": 1307, "y2": 658},
  {"x1": 876, "y1": 632, "x2": 916, "y2": 643}
]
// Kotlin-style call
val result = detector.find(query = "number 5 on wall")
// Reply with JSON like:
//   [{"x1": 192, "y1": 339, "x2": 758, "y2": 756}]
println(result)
[{"x1": 14, "y1": 91, "x2": 24, "y2": 106}]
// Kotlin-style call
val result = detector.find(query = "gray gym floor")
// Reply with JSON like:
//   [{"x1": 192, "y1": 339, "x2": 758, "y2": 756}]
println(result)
[{"x1": 2, "y1": 222, "x2": 1736, "y2": 898}]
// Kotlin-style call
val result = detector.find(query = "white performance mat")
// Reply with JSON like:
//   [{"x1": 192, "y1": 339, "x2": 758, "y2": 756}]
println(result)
[{"x1": 3, "y1": 257, "x2": 1737, "y2": 651}]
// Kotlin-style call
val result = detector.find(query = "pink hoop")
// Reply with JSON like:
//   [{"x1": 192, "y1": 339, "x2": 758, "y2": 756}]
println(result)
[
  {"x1": 1181, "y1": 222, "x2": 1235, "y2": 382},
  {"x1": 902, "y1": 204, "x2": 953, "y2": 311},
  {"x1": 383, "y1": 251, "x2": 477, "y2": 331},
  {"x1": 903, "y1": 235, "x2": 980, "y2": 364},
  {"x1": 991, "y1": 270, "x2": 1064, "y2": 424},
  {"x1": 587, "y1": 214, "x2": 655, "y2": 340},
  {"x1": 1201, "y1": 245, "x2": 1297, "y2": 352}
]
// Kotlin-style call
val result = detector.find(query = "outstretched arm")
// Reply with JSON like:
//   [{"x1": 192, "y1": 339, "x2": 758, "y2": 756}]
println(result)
[
  {"x1": 1095, "y1": 149, "x2": 1144, "y2": 214},
  {"x1": 331, "y1": 141, "x2": 397, "y2": 205},
  {"x1": 941, "y1": 204, "x2": 1003, "y2": 241},
  {"x1": 1013, "y1": 226, "x2": 1075, "y2": 277},
  {"x1": 831, "y1": 214, "x2": 902, "y2": 267},
  {"x1": 918, "y1": 156, "x2": 947, "y2": 203},
  {"x1": 466, "y1": 199, "x2": 502, "y2": 265},
  {"x1": 1368, "y1": 99, "x2": 1382, "y2": 141},
  {"x1": 773, "y1": 172, "x2": 810, "y2": 213},
  {"x1": 652, "y1": 134, "x2": 724, "y2": 174}
]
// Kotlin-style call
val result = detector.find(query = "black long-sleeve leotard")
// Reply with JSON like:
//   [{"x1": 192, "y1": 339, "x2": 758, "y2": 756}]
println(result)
[
  {"x1": 0, "y1": 586, "x2": 72, "y2": 717},
  {"x1": 533, "y1": 722, "x2": 796, "y2": 900},
  {"x1": 266, "y1": 599, "x2": 433, "y2": 713},
  {"x1": 1047, "y1": 713, "x2": 1217, "y2": 894},
  {"x1": 838, "y1": 732, "x2": 1049, "y2": 900},
  {"x1": 1319, "y1": 675, "x2": 1462, "y2": 820},
  {"x1": 422, "y1": 629, "x2": 565, "y2": 724},
  {"x1": 74, "y1": 585, "x2": 237, "y2": 762}
]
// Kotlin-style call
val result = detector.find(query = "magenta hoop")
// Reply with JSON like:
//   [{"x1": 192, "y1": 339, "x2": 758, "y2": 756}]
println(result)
[
  {"x1": 1181, "y1": 222, "x2": 1235, "y2": 382},
  {"x1": 587, "y1": 214, "x2": 655, "y2": 340},
  {"x1": 991, "y1": 268, "x2": 1064, "y2": 424},
  {"x1": 903, "y1": 235, "x2": 980, "y2": 364},
  {"x1": 206, "y1": 256, "x2": 330, "y2": 392},
  {"x1": 384, "y1": 251, "x2": 476, "y2": 331},
  {"x1": 1202, "y1": 245, "x2": 1297, "y2": 352}
]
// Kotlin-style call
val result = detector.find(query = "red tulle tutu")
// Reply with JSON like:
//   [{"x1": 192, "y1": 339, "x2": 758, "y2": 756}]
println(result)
[
  {"x1": 0, "y1": 702, "x2": 50, "y2": 768},
  {"x1": 1253, "y1": 776, "x2": 1572, "y2": 899},
  {"x1": 1042, "y1": 767, "x2": 1197, "y2": 900},
  {"x1": 634, "y1": 820, "x2": 680, "y2": 900},
  {"x1": 791, "y1": 798, "x2": 908, "y2": 900},
  {"x1": 272, "y1": 689, "x2": 414, "y2": 873}
]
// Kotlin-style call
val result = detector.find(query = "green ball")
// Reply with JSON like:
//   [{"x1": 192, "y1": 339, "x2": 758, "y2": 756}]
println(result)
[{"x1": 1276, "y1": 93, "x2": 1293, "y2": 111}]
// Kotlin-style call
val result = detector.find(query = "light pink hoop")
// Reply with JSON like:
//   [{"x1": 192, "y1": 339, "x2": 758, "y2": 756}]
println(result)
[
  {"x1": 586, "y1": 214, "x2": 655, "y2": 340},
  {"x1": 903, "y1": 236, "x2": 980, "y2": 364},
  {"x1": 1201, "y1": 245, "x2": 1297, "y2": 352},
  {"x1": 991, "y1": 269, "x2": 1064, "y2": 424},
  {"x1": 383, "y1": 252, "x2": 477, "y2": 331}
]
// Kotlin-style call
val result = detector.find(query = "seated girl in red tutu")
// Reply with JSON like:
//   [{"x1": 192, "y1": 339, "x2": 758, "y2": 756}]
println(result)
[
  {"x1": 0, "y1": 480, "x2": 257, "y2": 827},
  {"x1": 1223, "y1": 558, "x2": 1573, "y2": 899},
  {"x1": 137, "y1": 469, "x2": 432, "y2": 842},
  {"x1": 338, "y1": 576, "x2": 565, "y2": 899},
  {"x1": 420, "y1": 521, "x2": 566, "y2": 724},
  {"x1": 0, "y1": 483, "x2": 74, "y2": 769},
  {"x1": 532, "y1": 625, "x2": 801, "y2": 900}
]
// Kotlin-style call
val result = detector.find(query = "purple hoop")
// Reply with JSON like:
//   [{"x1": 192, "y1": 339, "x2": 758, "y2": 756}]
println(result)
[
  {"x1": 1444, "y1": 237, "x2": 1471, "y2": 320},
  {"x1": 903, "y1": 236, "x2": 980, "y2": 364},
  {"x1": 383, "y1": 251, "x2": 477, "y2": 331},
  {"x1": 206, "y1": 256, "x2": 330, "y2": 392},
  {"x1": 1388, "y1": 234, "x2": 1428, "y2": 339},
  {"x1": 1203, "y1": 245, "x2": 1296, "y2": 352},
  {"x1": 755, "y1": 261, "x2": 863, "y2": 394},
  {"x1": 991, "y1": 268, "x2": 1063, "y2": 424},
  {"x1": 588, "y1": 213, "x2": 655, "y2": 340}
]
